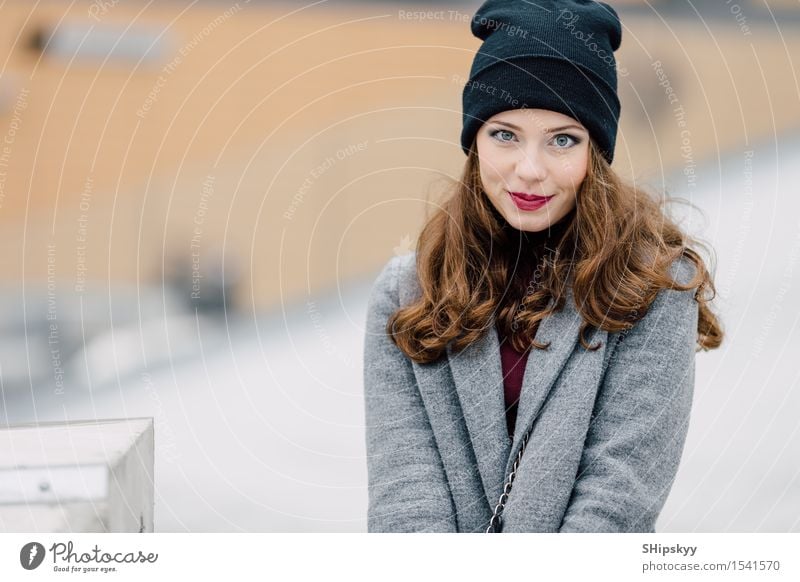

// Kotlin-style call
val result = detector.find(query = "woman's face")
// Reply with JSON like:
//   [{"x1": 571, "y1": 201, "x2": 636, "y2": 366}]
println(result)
[{"x1": 475, "y1": 108, "x2": 590, "y2": 233}]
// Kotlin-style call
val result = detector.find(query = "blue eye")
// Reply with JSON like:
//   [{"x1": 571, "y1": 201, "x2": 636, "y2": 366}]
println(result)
[
  {"x1": 489, "y1": 129, "x2": 516, "y2": 143},
  {"x1": 552, "y1": 134, "x2": 581, "y2": 148}
]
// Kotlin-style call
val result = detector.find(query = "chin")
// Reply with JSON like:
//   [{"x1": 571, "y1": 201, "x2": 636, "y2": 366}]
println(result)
[{"x1": 502, "y1": 212, "x2": 550, "y2": 234}]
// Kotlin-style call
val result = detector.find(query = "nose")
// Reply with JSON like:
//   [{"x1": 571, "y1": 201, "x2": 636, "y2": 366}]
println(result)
[{"x1": 514, "y1": 143, "x2": 548, "y2": 184}]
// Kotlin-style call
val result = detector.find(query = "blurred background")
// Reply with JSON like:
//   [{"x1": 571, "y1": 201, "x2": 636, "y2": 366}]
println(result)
[{"x1": 0, "y1": 0, "x2": 798, "y2": 532}]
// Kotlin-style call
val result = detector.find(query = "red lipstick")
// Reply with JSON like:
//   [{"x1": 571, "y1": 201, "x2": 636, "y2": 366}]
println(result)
[{"x1": 508, "y1": 191, "x2": 554, "y2": 211}]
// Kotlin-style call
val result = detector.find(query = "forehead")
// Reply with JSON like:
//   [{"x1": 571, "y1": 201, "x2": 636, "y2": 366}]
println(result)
[{"x1": 487, "y1": 108, "x2": 585, "y2": 131}]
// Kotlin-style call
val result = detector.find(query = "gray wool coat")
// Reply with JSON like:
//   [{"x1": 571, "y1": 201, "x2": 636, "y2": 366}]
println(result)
[{"x1": 363, "y1": 251, "x2": 699, "y2": 533}]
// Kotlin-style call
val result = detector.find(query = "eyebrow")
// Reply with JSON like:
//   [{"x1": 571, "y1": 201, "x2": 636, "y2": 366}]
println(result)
[{"x1": 490, "y1": 120, "x2": 587, "y2": 134}]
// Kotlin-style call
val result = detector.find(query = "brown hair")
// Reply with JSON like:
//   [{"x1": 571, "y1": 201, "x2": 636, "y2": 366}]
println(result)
[{"x1": 387, "y1": 139, "x2": 724, "y2": 364}]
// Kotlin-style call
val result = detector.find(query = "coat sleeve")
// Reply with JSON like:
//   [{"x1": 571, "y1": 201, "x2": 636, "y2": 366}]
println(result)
[
  {"x1": 559, "y1": 258, "x2": 700, "y2": 532},
  {"x1": 363, "y1": 255, "x2": 458, "y2": 532}
]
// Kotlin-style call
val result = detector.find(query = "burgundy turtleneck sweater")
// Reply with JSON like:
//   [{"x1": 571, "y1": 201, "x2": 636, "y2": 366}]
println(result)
[
  {"x1": 497, "y1": 325, "x2": 530, "y2": 440},
  {"x1": 495, "y1": 211, "x2": 573, "y2": 440}
]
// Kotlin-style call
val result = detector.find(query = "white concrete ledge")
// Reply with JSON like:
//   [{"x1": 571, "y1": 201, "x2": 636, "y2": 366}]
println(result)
[{"x1": 0, "y1": 418, "x2": 154, "y2": 532}]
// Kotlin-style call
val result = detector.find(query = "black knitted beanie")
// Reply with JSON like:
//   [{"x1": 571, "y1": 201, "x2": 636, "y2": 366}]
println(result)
[{"x1": 460, "y1": 0, "x2": 623, "y2": 164}]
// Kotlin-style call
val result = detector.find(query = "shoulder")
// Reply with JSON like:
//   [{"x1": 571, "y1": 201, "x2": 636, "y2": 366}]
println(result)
[
  {"x1": 370, "y1": 251, "x2": 420, "y2": 307},
  {"x1": 653, "y1": 254, "x2": 700, "y2": 316},
  {"x1": 619, "y1": 254, "x2": 699, "y2": 345},
  {"x1": 667, "y1": 253, "x2": 699, "y2": 288}
]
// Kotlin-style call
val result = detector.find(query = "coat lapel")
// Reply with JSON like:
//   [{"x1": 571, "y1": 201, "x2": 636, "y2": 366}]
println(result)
[
  {"x1": 505, "y1": 287, "x2": 585, "y2": 476},
  {"x1": 446, "y1": 323, "x2": 510, "y2": 508},
  {"x1": 447, "y1": 288, "x2": 586, "y2": 504}
]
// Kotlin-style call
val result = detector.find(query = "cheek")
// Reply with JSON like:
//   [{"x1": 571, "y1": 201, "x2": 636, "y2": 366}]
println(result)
[
  {"x1": 478, "y1": 155, "x2": 503, "y2": 188},
  {"x1": 556, "y1": 155, "x2": 588, "y2": 191},
  {"x1": 569, "y1": 167, "x2": 588, "y2": 191},
  {"x1": 476, "y1": 136, "x2": 510, "y2": 179}
]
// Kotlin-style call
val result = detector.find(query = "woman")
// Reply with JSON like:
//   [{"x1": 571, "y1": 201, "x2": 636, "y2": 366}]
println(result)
[{"x1": 363, "y1": 0, "x2": 723, "y2": 533}]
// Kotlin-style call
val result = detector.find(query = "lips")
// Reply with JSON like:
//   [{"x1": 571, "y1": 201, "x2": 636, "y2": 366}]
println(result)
[
  {"x1": 508, "y1": 190, "x2": 554, "y2": 211},
  {"x1": 509, "y1": 191, "x2": 551, "y2": 201}
]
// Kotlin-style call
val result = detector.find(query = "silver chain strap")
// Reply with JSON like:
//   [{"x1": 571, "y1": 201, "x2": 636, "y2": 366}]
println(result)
[{"x1": 485, "y1": 426, "x2": 533, "y2": 533}]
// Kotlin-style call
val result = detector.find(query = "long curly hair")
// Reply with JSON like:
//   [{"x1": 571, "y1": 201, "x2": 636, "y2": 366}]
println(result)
[{"x1": 387, "y1": 138, "x2": 724, "y2": 364}]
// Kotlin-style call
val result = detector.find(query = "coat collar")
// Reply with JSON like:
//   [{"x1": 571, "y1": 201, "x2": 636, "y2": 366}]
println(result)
[{"x1": 446, "y1": 287, "x2": 585, "y2": 506}]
